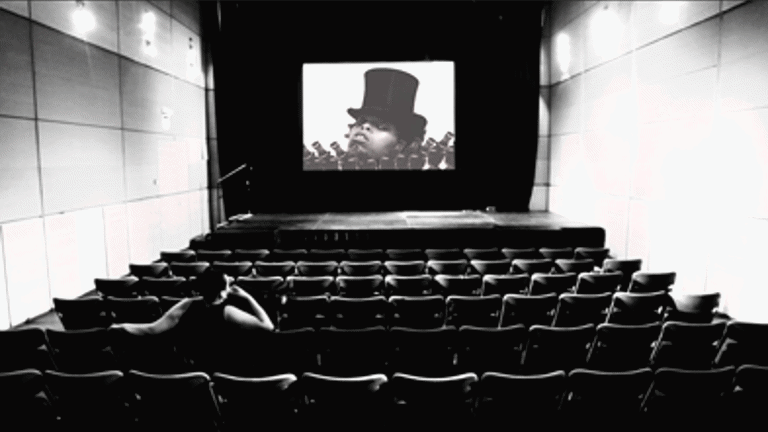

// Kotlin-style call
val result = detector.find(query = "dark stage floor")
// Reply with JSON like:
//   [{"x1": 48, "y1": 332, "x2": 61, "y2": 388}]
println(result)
[{"x1": 197, "y1": 211, "x2": 605, "y2": 250}]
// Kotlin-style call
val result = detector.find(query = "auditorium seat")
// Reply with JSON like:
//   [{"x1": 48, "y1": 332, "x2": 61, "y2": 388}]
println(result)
[
  {"x1": 296, "y1": 260, "x2": 338, "y2": 277},
  {"x1": 254, "y1": 260, "x2": 296, "y2": 278},
  {"x1": 554, "y1": 258, "x2": 595, "y2": 275},
  {"x1": 0, "y1": 328, "x2": 57, "y2": 373},
  {"x1": 286, "y1": 275, "x2": 337, "y2": 297},
  {"x1": 141, "y1": 277, "x2": 187, "y2": 298},
  {"x1": 44, "y1": 370, "x2": 133, "y2": 432},
  {"x1": 481, "y1": 274, "x2": 530, "y2": 296},
  {"x1": 105, "y1": 296, "x2": 163, "y2": 324},
  {"x1": 407, "y1": 153, "x2": 425, "y2": 170},
  {"x1": 54, "y1": 297, "x2": 112, "y2": 330},
  {"x1": 425, "y1": 248, "x2": 465, "y2": 261},
  {"x1": 384, "y1": 260, "x2": 426, "y2": 276},
  {"x1": 666, "y1": 292, "x2": 721, "y2": 323},
  {"x1": 211, "y1": 373, "x2": 299, "y2": 431},
  {"x1": 388, "y1": 295, "x2": 446, "y2": 329},
  {"x1": 563, "y1": 368, "x2": 653, "y2": 422},
  {"x1": 195, "y1": 249, "x2": 233, "y2": 263},
  {"x1": 528, "y1": 273, "x2": 578, "y2": 296},
  {"x1": 538, "y1": 247, "x2": 574, "y2": 260},
  {"x1": 389, "y1": 372, "x2": 477, "y2": 428},
  {"x1": 169, "y1": 261, "x2": 210, "y2": 279},
  {"x1": 602, "y1": 259, "x2": 642, "y2": 291},
  {"x1": 427, "y1": 259, "x2": 469, "y2": 275},
  {"x1": 463, "y1": 247, "x2": 503, "y2": 261},
  {"x1": 266, "y1": 248, "x2": 309, "y2": 262},
  {"x1": 573, "y1": 247, "x2": 610, "y2": 267},
  {"x1": 552, "y1": 293, "x2": 613, "y2": 327},
  {"x1": 476, "y1": 371, "x2": 566, "y2": 428},
  {"x1": 501, "y1": 247, "x2": 540, "y2": 260},
  {"x1": 469, "y1": 259, "x2": 511, "y2": 275},
  {"x1": 445, "y1": 295, "x2": 502, "y2": 328},
  {"x1": 640, "y1": 367, "x2": 735, "y2": 422},
  {"x1": 730, "y1": 365, "x2": 768, "y2": 420},
  {"x1": 650, "y1": 321, "x2": 726, "y2": 369},
  {"x1": 95, "y1": 277, "x2": 141, "y2": 298},
  {"x1": 522, "y1": 324, "x2": 595, "y2": 373},
  {"x1": 301, "y1": 373, "x2": 388, "y2": 428},
  {"x1": 339, "y1": 260, "x2": 383, "y2": 276},
  {"x1": 385, "y1": 248, "x2": 426, "y2": 261},
  {"x1": 347, "y1": 249, "x2": 386, "y2": 261},
  {"x1": 628, "y1": 272, "x2": 676, "y2": 293},
  {"x1": 255, "y1": 328, "x2": 319, "y2": 376},
  {"x1": 499, "y1": 293, "x2": 558, "y2": 327},
  {"x1": 230, "y1": 248, "x2": 270, "y2": 262},
  {"x1": 108, "y1": 326, "x2": 189, "y2": 374},
  {"x1": 212, "y1": 261, "x2": 254, "y2": 277},
  {"x1": 586, "y1": 323, "x2": 661, "y2": 372},
  {"x1": 159, "y1": 250, "x2": 197, "y2": 263},
  {"x1": 379, "y1": 156, "x2": 395, "y2": 170},
  {"x1": 433, "y1": 274, "x2": 482, "y2": 296},
  {"x1": 336, "y1": 275, "x2": 384, "y2": 297},
  {"x1": 385, "y1": 274, "x2": 433, "y2": 297},
  {"x1": 389, "y1": 327, "x2": 458, "y2": 377},
  {"x1": 126, "y1": 370, "x2": 222, "y2": 432},
  {"x1": 306, "y1": 248, "x2": 347, "y2": 262},
  {"x1": 129, "y1": 263, "x2": 171, "y2": 279},
  {"x1": 318, "y1": 327, "x2": 389, "y2": 376},
  {"x1": 46, "y1": 328, "x2": 119, "y2": 373},
  {"x1": 714, "y1": 321, "x2": 768, "y2": 367},
  {"x1": 606, "y1": 291, "x2": 671, "y2": 325},
  {"x1": 511, "y1": 258, "x2": 554, "y2": 275},
  {"x1": 457, "y1": 325, "x2": 527, "y2": 375},
  {"x1": 394, "y1": 154, "x2": 408, "y2": 170},
  {"x1": 0, "y1": 369, "x2": 56, "y2": 430},
  {"x1": 328, "y1": 296, "x2": 388, "y2": 329},
  {"x1": 278, "y1": 295, "x2": 330, "y2": 331},
  {"x1": 235, "y1": 276, "x2": 285, "y2": 321},
  {"x1": 574, "y1": 271, "x2": 622, "y2": 295}
]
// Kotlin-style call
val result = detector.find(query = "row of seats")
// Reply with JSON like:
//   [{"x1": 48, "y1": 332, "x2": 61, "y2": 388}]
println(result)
[
  {"x1": 97, "y1": 271, "x2": 677, "y2": 300},
  {"x1": 156, "y1": 246, "x2": 614, "y2": 266},
  {"x1": 54, "y1": 289, "x2": 720, "y2": 331},
  {"x1": 1, "y1": 365, "x2": 766, "y2": 430},
  {"x1": 3, "y1": 320, "x2": 762, "y2": 377}
]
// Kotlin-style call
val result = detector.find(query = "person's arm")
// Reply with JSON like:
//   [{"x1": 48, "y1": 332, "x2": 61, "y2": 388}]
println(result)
[
  {"x1": 111, "y1": 298, "x2": 197, "y2": 336},
  {"x1": 224, "y1": 305, "x2": 275, "y2": 332},
  {"x1": 225, "y1": 286, "x2": 275, "y2": 331}
]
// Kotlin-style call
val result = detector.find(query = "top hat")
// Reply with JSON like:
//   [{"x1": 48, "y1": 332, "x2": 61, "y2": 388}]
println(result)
[{"x1": 348, "y1": 68, "x2": 427, "y2": 137}]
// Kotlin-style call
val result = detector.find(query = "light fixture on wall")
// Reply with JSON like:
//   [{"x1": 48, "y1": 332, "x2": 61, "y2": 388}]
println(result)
[
  {"x1": 555, "y1": 32, "x2": 571, "y2": 80},
  {"x1": 659, "y1": 1, "x2": 683, "y2": 25},
  {"x1": 72, "y1": 1, "x2": 96, "y2": 34},
  {"x1": 140, "y1": 11, "x2": 157, "y2": 57},
  {"x1": 591, "y1": 4, "x2": 623, "y2": 61},
  {"x1": 186, "y1": 37, "x2": 200, "y2": 81}
]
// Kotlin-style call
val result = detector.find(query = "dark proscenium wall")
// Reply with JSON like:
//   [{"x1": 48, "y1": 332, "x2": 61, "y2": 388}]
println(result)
[{"x1": 212, "y1": 1, "x2": 542, "y2": 214}]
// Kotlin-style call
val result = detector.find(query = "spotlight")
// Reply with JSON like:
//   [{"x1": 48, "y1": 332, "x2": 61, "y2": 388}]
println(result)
[
  {"x1": 72, "y1": 1, "x2": 96, "y2": 34},
  {"x1": 555, "y1": 32, "x2": 571, "y2": 79},
  {"x1": 591, "y1": 6, "x2": 622, "y2": 60},
  {"x1": 139, "y1": 11, "x2": 156, "y2": 34}
]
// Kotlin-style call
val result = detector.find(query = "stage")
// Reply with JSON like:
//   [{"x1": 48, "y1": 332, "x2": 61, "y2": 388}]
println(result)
[{"x1": 193, "y1": 211, "x2": 605, "y2": 251}]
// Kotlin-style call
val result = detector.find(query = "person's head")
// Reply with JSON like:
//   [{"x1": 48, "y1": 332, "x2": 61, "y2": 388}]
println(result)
[
  {"x1": 194, "y1": 268, "x2": 229, "y2": 304},
  {"x1": 346, "y1": 115, "x2": 425, "y2": 160}
]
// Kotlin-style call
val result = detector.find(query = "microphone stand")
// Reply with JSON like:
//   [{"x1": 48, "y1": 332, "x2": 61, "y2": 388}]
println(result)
[{"x1": 216, "y1": 163, "x2": 252, "y2": 223}]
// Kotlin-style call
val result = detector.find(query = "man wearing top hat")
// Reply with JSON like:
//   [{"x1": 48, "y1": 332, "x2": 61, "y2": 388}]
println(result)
[{"x1": 345, "y1": 68, "x2": 428, "y2": 164}]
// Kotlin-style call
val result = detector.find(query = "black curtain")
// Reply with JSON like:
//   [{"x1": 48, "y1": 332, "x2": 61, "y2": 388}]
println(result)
[{"x1": 209, "y1": 1, "x2": 542, "y2": 215}]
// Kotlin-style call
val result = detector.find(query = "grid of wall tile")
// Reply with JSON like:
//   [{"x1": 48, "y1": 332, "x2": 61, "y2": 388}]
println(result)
[
  {"x1": 0, "y1": 1, "x2": 214, "y2": 328},
  {"x1": 543, "y1": 0, "x2": 768, "y2": 322}
]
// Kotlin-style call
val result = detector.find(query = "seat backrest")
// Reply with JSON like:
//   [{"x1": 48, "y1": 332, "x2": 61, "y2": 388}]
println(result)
[
  {"x1": 554, "y1": 259, "x2": 595, "y2": 275},
  {"x1": 552, "y1": 293, "x2": 613, "y2": 327},
  {"x1": 278, "y1": 295, "x2": 330, "y2": 330},
  {"x1": 629, "y1": 272, "x2": 677, "y2": 293},
  {"x1": 253, "y1": 261, "x2": 296, "y2": 278},
  {"x1": 306, "y1": 249, "x2": 347, "y2": 262},
  {"x1": 500, "y1": 293, "x2": 559, "y2": 327},
  {"x1": 0, "y1": 369, "x2": 56, "y2": 428},
  {"x1": 523, "y1": 324, "x2": 595, "y2": 373},
  {"x1": 301, "y1": 372, "x2": 387, "y2": 415},
  {"x1": 385, "y1": 249, "x2": 426, "y2": 261},
  {"x1": 445, "y1": 295, "x2": 502, "y2": 328},
  {"x1": 511, "y1": 258, "x2": 554, "y2": 275},
  {"x1": 425, "y1": 248, "x2": 465, "y2": 261},
  {"x1": 385, "y1": 274, "x2": 433, "y2": 297},
  {"x1": 565, "y1": 368, "x2": 653, "y2": 415},
  {"x1": 573, "y1": 247, "x2": 610, "y2": 266},
  {"x1": 482, "y1": 274, "x2": 530, "y2": 296},
  {"x1": 478, "y1": 371, "x2": 566, "y2": 415},
  {"x1": 463, "y1": 248, "x2": 503, "y2": 261},
  {"x1": 211, "y1": 373, "x2": 298, "y2": 427},
  {"x1": 602, "y1": 259, "x2": 642, "y2": 290},
  {"x1": 339, "y1": 260, "x2": 383, "y2": 276},
  {"x1": 587, "y1": 323, "x2": 662, "y2": 371},
  {"x1": 347, "y1": 249, "x2": 386, "y2": 261},
  {"x1": 230, "y1": 248, "x2": 270, "y2": 262},
  {"x1": 286, "y1": 276, "x2": 337, "y2": 297},
  {"x1": 501, "y1": 247, "x2": 540, "y2": 260},
  {"x1": 44, "y1": 370, "x2": 132, "y2": 428},
  {"x1": 389, "y1": 295, "x2": 446, "y2": 329},
  {"x1": 529, "y1": 273, "x2": 578, "y2": 296},
  {"x1": 53, "y1": 297, "x2": 112, "y2": 330},
  {"x1": 390, "y1": 372, "x2": 477, "y2": 409},
  {"x1": 336, "y1": 275, "x2": 384, "y2": 297},
  {"x1": 389, "y1": 327, "x2": 459, "y2": 376},
  {"x1": 95, "y1": 277, "x2": 141, "y2": 298},
  {"x1": 457, "y1": 325, "x2": 527, "y2": 374},
  {"x1": 642, "y1": 366, "x2": 735, "y2": 414},
  {"x1": 211, "y1": 261, "x2": 254, "y2": 277},
  {"x1": 195, "y1": 249, "x2": 233, "y2": 263},
  {"x1": 45, "y1": 328, "x2": 118, "y2": 373},
  {"x1": 384, "y1": 260, "x2": 426, "y2": 276},
  {"x1": 0, "y1": 328, "x2": 57, "y2": 372},
  {"x1": 328, "y1": 296, "x2": 389, "y2": 329},
  {"x1": 575, "y1": 271, "x2": 622, "y2": 294},
  {"x1": 267, "y1": 249, "x2": 307, "y2": 263},
  {"x1": 160, "y1": 250, "x2": 197, "y2": 263},
  {"x1": 317, "y1": 327, "x2": 390, "y2": 375},
  {"x1": 427, "y1": 259, "x2": 469, "y2": 275},
  {"x1": 469, "y1": 259, "x2": 511, "y2": 275},
  {"x1": 606, "y1": 291, "x2": 671, "y2": 325},
  {"x1": 169, "y1": 261, "x2": 210, "y2": 279},
  {"x1": 433, "y1": 274, "x2": 482, "y2": 296},
  {"x1": 296, "y1": 261, "x2": 339, "y2": 277},
  {"x1": 538, "y1": 247, "x2": 574, "y2": 260}
]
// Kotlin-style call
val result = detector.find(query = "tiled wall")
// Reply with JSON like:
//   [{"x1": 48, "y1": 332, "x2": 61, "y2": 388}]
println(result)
[
  {"x1": 543, "y1": 0, "x2": 768, "y2": 321},
  {"x1": 0, "y1": 1, "x2": 215, "y2": 328}
]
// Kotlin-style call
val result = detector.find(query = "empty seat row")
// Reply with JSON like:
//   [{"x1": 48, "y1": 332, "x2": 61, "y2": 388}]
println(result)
[
  {"x1": 1, "y1": 365, "x2": 764, "y2": 430},
  {"x1": 167, "y1": 246, "x2": 612, "y2": 264},
  {"x1": 5, "y1": 319, "x2": 762, "y2": 378}
]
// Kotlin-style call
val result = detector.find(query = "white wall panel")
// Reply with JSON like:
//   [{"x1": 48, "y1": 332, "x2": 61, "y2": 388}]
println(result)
[
  {"x1": 0, "y1": 10, "x2": 34, "y2": 118},
  {"x1": 31, "y1": 1, "x2": 118, "y2": 53},
  {"x1": 0, "y1": 118, "x2": 42, "y2": 223},
  {"x1": 103, "y1": 204, "x2": 131, "y2": 278},
  {"x1": 0, "y1": 228, "x2": 10, "y2": 329},
  {"x1": 3, "y1": 218, "x2": 51, "y2": 326}
]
